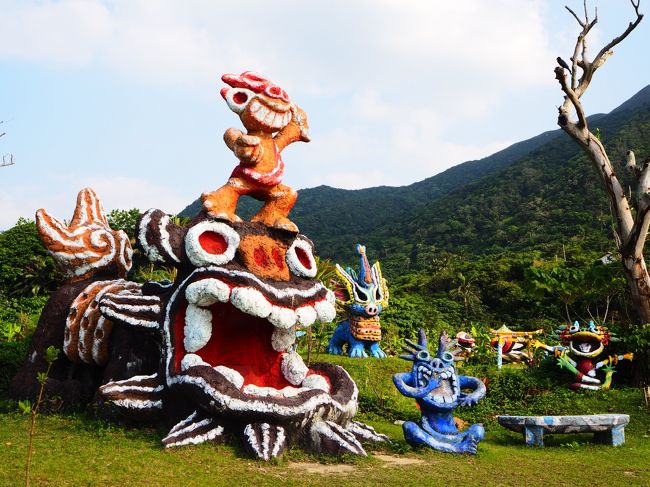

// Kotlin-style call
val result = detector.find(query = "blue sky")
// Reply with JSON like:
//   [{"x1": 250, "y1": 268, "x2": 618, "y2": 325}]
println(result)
[{"x1": 1, "y1": 0, "x2": 649, "y2": 229}]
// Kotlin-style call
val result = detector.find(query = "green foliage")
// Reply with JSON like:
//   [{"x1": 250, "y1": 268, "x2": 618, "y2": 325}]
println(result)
[
  {"x1": 0, "y1": 294, "x2": 46, "y2": 346},
  {"x1": 0, "y1": 218, "x2": 61, "y2": 298},
  {"x1": 0, "y1": 340, "x2": 28, "y2": 397},
  {"x1": 525, "y1": 256, "x2": 625, "y2": 322},
  {"x1": 107, "y1": 208, "x2": 141, "y2": 240},
  {"x1": 618, "y1": 322, "x2": 650, "y2": 383}
]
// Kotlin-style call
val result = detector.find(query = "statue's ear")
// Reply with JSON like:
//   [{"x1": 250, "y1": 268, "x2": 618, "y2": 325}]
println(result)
[{"x1": 136, "y1": 209, "x2": 185, "y2": 266}]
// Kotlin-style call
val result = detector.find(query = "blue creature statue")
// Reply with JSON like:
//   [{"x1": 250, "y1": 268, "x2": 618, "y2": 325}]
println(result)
[
  {"x1": 393, "y1": 329, "x2": 486, "y2": 454},
  {"x1": 326, "y1": 244, "x2": 389, "y2": 358}
]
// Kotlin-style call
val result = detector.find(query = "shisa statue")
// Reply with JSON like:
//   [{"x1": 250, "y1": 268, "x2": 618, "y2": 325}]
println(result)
[
  {"x1": 326, "y1": 244, "x2": 389, "y2": 358},
  {"x1": 535, "y1": 321, "x2": 633, "y2": 391},
  {"x1": 490, "y1": 325, "x2": 543, "y2": 369},
  {"x1": 11, "y1": 72, "x2": 388, "y2": 460},
  {"x1": 201, "y1": 71, "x2": 310, "y2": 233},
  {"x1": 393, "y1": 329, "x2": 486, "y2": 454}
]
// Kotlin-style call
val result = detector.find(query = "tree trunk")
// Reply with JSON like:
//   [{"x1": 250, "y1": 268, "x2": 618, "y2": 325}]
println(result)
[{"x1": 622, "y1": 255, "x2": 650, "y2": 324}]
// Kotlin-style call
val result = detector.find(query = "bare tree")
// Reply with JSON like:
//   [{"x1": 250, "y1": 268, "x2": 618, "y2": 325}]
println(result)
[
  {"x1": 1, "y1": 120, "x2": 15, "y2": 168},
  {"x1": 554, "y1": 0, "x2": 650, "y2": 322}
]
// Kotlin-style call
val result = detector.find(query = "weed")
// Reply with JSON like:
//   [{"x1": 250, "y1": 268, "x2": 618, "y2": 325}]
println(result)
[{"x1": 20, "y1": 345, "x2": 60, "y2": 487}]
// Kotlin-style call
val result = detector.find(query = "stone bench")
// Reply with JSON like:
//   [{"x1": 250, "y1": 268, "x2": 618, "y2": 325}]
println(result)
[{"x1": 497, "y1": 414, "x2": 629, "y2": 447}]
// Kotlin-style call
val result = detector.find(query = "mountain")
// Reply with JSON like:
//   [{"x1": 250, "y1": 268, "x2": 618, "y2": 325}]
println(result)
[{"x1": 180, "y1": 85, "x2": 650, "y2": 275}]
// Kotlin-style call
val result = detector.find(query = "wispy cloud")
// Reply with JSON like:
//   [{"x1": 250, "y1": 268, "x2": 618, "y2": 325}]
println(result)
[{"x1": 0, "y1": 0, "x2": 567, "y2": 226}]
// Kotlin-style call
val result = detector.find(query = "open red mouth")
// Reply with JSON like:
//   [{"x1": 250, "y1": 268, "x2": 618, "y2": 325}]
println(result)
[
  {"x1": 174, "y1": 300, "x2": 301, "y2": 389},
  {"x1": 165, "y1": 271, "x2": 338, "y2": 399}
]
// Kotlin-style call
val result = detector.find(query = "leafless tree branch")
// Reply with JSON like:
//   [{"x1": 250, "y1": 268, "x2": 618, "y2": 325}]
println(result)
[
  {"x1": 1, "y1": 154, "x2": 15, "y2": 167},
  {"x1": 557, "y1": 0, "x2": 643, "y2": 129}
]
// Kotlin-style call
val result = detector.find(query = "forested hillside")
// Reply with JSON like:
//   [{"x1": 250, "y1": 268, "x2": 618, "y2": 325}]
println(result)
[{"x1": 181, "y1": 85, "x2": 650, "y2": 276}]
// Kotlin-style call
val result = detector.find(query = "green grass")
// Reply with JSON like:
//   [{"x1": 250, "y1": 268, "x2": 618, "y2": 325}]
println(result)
[{"x1": 1, "y1": 355, "x2": 649, "y2": 486}]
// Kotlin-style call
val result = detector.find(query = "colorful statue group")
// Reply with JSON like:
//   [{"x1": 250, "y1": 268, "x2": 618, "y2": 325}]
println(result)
[
  {"x1": 327, "y1": 244, "x2": 389, "y2": 358},
  {"x1": 10, "y1": 70, "x2": 636, "y2": 461}
]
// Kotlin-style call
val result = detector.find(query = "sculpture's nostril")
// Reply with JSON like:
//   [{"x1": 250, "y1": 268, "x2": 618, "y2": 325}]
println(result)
[{"x1": 365, "y1": 305, "x2": 378, "y2": 316}]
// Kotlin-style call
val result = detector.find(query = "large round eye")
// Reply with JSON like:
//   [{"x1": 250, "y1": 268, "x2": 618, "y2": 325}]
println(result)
[
  {"x1": 223, "y1": 87, "x2": 254, "y2": 114},
  {"x1": 185, "y1": 221, "x2": 240, "y2": 267},
  {"x1": 442, "y1": 352, "x2": 454, "y2": 363},
  {"x1": 569, "y1": 321, "x2": 580, "y2": 333},
  {"x1": 286, "y1": 238, "x2": 317, "y2": 278},
  {"x1": 416, "y1": 350, "x2": 430, "y2": 362},
  {"x1": 588, "y1": 321, "x2": 597, "y2": 333}
]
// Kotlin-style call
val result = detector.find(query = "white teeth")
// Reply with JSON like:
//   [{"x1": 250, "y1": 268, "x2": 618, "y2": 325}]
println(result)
[
  {"x1": 250, "y1": 100, "x2": 262, "y2": 114},
  {"x1": 268, "y1": 306, "x2": 297, "y2": 329},
  {"x1": 281, "y1": 351, "x2": 308, "y2": 386},
  {"x1": 183, "y1": 304, "x2": 212, "y2": 353},
  {"x1": 181, "y1": 353, "x2": 209, "y2": 371},
  {"x1": 301, "y1": 374, "x2": 330, "y2": 393},
  {"x1": 243, "y1": 384, "x2": 281, "y2": 397},
  {"x1": 314, "y1": 300, "x2": 336, "y2": 323},
  {"x1": 256, "y1": 104, "x2": 269, "y2": 120},
  {"x1": 272, "y1": 327, "x2": 296, "y2": 352},
  {"x1": 214, "y1": 365, "x2": 245, "y2": 389},
  {"x1": 295, "y1": 306, "x2": 317, "y2": 328},
  {"x1": 326, "y1": 290, "x2": 336, "y2": 304},
  {"x1": 185, "y1": 279, "x2": 230, "y2": 306},
  {"x1": 242, "y1": 384, "x2": 310, "y2": 398},
  {"x1": 263, "y1": 109, "x2": 275, "y2": 126},
  {"x1": 277, "y1": 386, "x2": 306, "y2": 397},
  {"x1": 230, "y1": 287, "x2": 272, "y2": 318}
]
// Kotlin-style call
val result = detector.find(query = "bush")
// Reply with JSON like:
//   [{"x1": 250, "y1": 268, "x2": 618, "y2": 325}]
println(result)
[{"x1": 0, "y1": 340, "x2": 28, "y2": 398}]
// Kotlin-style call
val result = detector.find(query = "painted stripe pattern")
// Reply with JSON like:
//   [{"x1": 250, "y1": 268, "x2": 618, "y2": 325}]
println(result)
[
  {"x1": 243, "y1": 422, "x2": 287, "y2": 460},
  {"x1": 99, "y1": 373, "x2": 164, "y2": 412},
  {"x1": 162, "y1": 411, "x2": 225, "y2": 448},
  {"x1": 137, "y1": 209, "x2": 183, "y2": 265},
  {"x1": 36, "y1": 188, "x2": 133, "y2": 281},
  {"x1": 65, "y1": 279, "x2": 152, "y2": 365}
]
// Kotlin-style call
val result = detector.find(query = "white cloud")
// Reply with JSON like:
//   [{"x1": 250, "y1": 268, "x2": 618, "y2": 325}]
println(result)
[
  {"x1": 0, "y1": 174, "x2": 188, "y2": 230},
  {"x1": 0, "y1": 1, "x2": 112, "y2": 64},
  {"x1": 0, "y1": 0, "x2": 564, "y2": 215}
]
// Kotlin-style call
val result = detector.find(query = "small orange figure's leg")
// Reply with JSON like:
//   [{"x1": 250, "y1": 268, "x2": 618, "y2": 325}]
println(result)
[
  {"x1": 251, "y1": 183, "x2": 298, "y2": 232},
  {"x1": 201, "y1": 179, "x2": 248, "y2": 221}
]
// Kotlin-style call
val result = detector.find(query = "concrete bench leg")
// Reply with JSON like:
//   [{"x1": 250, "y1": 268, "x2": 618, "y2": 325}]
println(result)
[
  {"x1": 595, "y1": 425, "x2": 626, "y2": 446},
  {"x1": 524, "y1": 426, "x2": 544, "y2": 447}
]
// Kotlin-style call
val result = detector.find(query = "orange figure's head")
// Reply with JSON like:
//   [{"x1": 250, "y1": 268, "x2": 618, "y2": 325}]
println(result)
[{"x1": 220, "y1": 71, "x2": 294, "y2": 133}]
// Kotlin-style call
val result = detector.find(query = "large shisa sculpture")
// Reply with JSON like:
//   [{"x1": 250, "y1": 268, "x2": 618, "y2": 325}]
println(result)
[
  {"x1": 326, "y1": 245, "x2": 389, "y2": 358},
  {"x1": 11, "y1": 71, "x2": 388, "y2": 459},
  {"x1": 393, "y1": 329, "x2": 486, "y2": 454},
  {"x1": 535, "y1": 321, "x2": 633, "y2": 391}
]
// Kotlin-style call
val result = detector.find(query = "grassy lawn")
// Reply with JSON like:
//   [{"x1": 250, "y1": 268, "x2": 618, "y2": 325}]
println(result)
[{"x1": 1, "y1": 355, "x2": 649, "y2": 486}]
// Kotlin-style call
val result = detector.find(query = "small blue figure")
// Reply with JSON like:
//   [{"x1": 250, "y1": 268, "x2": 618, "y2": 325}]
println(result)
[
  {"x1": 393, "y1": 329, "x2": 486, "y2": 454},
  {"x1": 326, "y1": 244, "x2": 389, "y2": 358}
]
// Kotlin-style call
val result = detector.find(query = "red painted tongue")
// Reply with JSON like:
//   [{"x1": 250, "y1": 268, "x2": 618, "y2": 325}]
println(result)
[{"x1": 201, "y1": 303, "x2": 291, "y2": 388}]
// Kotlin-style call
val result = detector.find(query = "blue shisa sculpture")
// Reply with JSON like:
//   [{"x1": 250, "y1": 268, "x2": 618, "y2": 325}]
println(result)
[
  {"x1": 393, "y1": 329, "x2": 486, "y2": 454},
  {"x1": 327, "y1": 245, "x2": 389, "y2": 358}
]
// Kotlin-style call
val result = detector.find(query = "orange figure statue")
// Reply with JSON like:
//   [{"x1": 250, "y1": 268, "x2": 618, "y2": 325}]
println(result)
[{"x1": 201, "y1": 71, "x2": 310, "y2": 233}]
